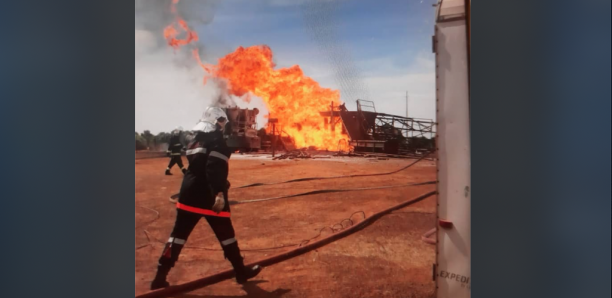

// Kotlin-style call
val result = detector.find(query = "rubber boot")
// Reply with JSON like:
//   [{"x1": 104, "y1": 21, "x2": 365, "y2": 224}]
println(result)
[
  {"x1": 150, "y1": 265, "x2": 171, "y2": 290},
  {"x1": 151, "y1": 241, "x2": 183, "y2": 290},
  {"x1": 165, "y1": 169, "x2": 172, "y2": 175},
  {"x1": 224, "y1": 242, "x2": 262, "y2": 284},
  {"x1": 235, "y1": 262, "x2": 261, "y2": 284}
]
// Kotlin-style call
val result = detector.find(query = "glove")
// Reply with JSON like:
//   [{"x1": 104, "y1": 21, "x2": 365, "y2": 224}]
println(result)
[{"x1": 211, "y1": 193, "x2": 225, "y2": 213}]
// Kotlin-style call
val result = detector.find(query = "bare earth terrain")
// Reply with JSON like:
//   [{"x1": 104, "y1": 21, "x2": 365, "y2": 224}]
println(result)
[{"x1": 135, "y1": 155, "x2": 437, "y2": 298}]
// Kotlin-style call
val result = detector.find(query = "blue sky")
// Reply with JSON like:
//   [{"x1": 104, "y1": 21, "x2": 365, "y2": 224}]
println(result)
[
  {"x1": 135, "y1": 0, "x2": 437, "y2": 133},
  {"x1": 207, "y1": 0, "x2": 434, "y2": 58}
]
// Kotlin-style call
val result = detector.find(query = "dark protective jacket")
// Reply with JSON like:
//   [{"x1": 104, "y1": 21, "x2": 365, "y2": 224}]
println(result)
[
  {"x1": 168, "y1": 134, "x2": 183, "y2": 156},
  {"x1": 177, "y1": 130, "x2": 232, "y2": 217}
]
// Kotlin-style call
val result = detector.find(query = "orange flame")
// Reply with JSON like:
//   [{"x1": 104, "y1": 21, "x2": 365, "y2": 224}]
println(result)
[
  {"x1": 163, "y1": 0, "x2": 198, "y2": 50},
  {"x1": 163, "y1": 1, "x2": 347, "y2": 150},
  {"x1": 205, "y1": 46, "x2": 346, "y2": 150}
]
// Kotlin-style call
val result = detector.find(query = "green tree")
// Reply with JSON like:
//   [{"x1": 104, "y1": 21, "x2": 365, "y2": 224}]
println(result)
[
  {"x1": 135, "y1": 132, "x2": 147, "y2": 150},
  {"x1": 153, "y1": 132, "x2": 172, "y2": 151},
  {"x1": 140, "y1": 130, "x2": 154, "y2": 149},
  {"x1": 155, "y1": 132, "x2": 170, "y2": 145}
]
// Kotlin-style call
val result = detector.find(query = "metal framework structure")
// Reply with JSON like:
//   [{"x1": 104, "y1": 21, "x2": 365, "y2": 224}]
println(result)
[
  {"x1": 357, "y1": 100, "x2": 435, "y2": 139},
  {"x1": 317, "y1": 100, "x2": 436, "y2": 154},
  {"x1": 353, "y1": 100, "x2": 436, "y2": 154}
]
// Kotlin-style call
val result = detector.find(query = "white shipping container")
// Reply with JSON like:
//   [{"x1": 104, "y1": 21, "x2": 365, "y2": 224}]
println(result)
[{"x1": 434, "y1": 0, "x2": 471, "y2": 298}]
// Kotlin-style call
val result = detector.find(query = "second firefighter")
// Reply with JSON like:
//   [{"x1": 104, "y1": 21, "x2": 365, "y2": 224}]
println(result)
[{"x1": 165, "y1": 126, "x2": 187, "y2": 175}]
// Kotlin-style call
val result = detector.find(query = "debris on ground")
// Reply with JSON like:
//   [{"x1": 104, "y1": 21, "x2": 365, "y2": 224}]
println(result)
[
  {"x1": 272, "y1": 150, "x2": 313, "y2": 160},
  {"x1": 259, "y1": 149, "x2": 434, "y2": 161},
  {"x1": 333, "y1": 151, "x2": 366, "y2": 158},
  {"x1": 334, "y1": 151, "x2": 434, "y2": 160}
]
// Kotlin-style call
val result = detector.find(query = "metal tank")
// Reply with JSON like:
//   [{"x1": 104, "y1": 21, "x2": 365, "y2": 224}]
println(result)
[{"x1": 223, "y1": 107, "x2": 261, "y2": 152}]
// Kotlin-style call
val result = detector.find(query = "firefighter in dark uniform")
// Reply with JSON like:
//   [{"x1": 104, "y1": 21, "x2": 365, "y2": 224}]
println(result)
[
  {"x1": 151, "y1": 107, "x2": 262, "y2": 290},
  {"x1": 165, "y1": 126, "x2": 187, "y2": 175}
]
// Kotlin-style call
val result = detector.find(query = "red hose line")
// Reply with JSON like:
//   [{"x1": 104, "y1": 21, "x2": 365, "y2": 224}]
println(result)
[{"x1": 136, "y1": 190, "x2": 436, "y2": 298}]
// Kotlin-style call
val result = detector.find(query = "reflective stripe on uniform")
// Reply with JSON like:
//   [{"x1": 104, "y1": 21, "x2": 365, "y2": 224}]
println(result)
[
  {"x1": 209, "y1": 151, "x2": 229, "y2": 162},
  {"x1": 176, "y1": 203, "x2": 231, "y2": 218},
  {"x1": 167, "y1": 237, "x2": 186, "y2": 245},
  {"x1": 186, "y1": 148, "x2": 206, "y2": 155},
  {"x1": 171, "y1": 153, "x2": 181, "y2": 156},
  {"x1": 221, "y1": 237, "x2": 236, "y2": 246}
]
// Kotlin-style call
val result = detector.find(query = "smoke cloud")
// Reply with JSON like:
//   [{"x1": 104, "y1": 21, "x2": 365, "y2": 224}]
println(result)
[
  {"x1": 135, "y1": 0, "x2": 233, "y2": 134},
  {"x1": 135, "y1": 0, "x2": 219, "y2": 52}
]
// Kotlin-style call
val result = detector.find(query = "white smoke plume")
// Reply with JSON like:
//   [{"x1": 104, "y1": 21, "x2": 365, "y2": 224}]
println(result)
[{"x1": 135, "y1": 0, "x2": 234, "y2": 134}]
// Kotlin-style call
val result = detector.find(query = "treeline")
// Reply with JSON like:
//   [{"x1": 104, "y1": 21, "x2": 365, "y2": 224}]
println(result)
[{"x1": 135, "y1": 130, "x2": 187, "y2": 151}]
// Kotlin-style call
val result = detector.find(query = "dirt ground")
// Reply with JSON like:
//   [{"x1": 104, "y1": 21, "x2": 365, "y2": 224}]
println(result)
[{"x1": 135, "y1": 154, "x2": 437, "y2": 298}]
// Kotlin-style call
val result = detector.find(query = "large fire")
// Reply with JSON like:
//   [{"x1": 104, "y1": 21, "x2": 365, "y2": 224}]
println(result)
[{"x1": 164, "y1": 0, "x2": 347, "y2": 150}]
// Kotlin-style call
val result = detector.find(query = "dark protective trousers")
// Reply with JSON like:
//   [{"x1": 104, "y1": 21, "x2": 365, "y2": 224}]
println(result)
[
  {"x1": 156, "y1": 209, "x2": 242, "y2": 274},
  {"x1": 167, "y1": 156, "x2": 185, "y2": 170}
]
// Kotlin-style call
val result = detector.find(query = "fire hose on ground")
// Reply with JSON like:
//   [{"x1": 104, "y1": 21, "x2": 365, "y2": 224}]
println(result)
[
  {"x1": 167, "y1": 181, "x2": 435, "y2": 205},
  {"x1": 136, "y1": 181, "x2": 436, "y2": 251},
  {"x1": 137, "y1": 210, "x2": 368, "y2": 252},
  {"x1": 228, "y1": 181, "x2": 436, "y2": 205},
  {"x1": 235, "y1": 153, "x2": 431, "y2": 189},
  {"x1": 135, "y1": 190, "x2": 437, "y2": 298},
  {"x1": 168, "y1": 153, "x2": 432, "y2": 200},
  {"x1": 140, "y1": 154, "x2": 436, "y2": 250}
]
